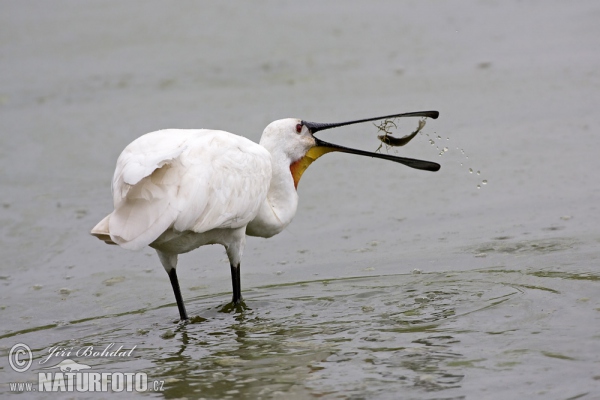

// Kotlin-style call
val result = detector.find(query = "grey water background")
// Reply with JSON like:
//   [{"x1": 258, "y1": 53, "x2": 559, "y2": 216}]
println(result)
[{"x1": 1, "y1": 0, "x2": 599, "y2": 398}]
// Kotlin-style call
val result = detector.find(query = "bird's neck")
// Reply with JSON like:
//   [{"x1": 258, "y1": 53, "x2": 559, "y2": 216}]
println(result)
[{"x1": 246, "y1": 147, "x2": 299, "y2": 238}]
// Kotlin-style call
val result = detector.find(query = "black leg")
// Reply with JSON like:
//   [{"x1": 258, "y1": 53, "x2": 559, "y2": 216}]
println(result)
[
  {"x1": 230, "y1": 263, "x2": 243, "y2": 304},
  {"x1": 168, "y1": 268, "x2": 188, "y2": 321}
]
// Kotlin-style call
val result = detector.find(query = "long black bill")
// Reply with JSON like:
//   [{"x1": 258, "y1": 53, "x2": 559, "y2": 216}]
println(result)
[
  {"x1": 302, "y1": 110, "x2": 439, "y2": 134},
  {"x1": 303, "y1": 111, "x2": 441, "y2": 172}
]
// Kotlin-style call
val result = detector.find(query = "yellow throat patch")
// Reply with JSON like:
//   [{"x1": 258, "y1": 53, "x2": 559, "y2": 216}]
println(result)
[{"x1": 289, "y1": 146, "x2": 336, "y2": 189}]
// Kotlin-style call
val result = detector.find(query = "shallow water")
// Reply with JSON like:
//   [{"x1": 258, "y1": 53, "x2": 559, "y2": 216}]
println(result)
[
  {"x1": 2, "y1": 0, "x2": 600, "y2": 398},
  {"x1": 3, "y1": 267, "x2": 598, "y2": 399}
]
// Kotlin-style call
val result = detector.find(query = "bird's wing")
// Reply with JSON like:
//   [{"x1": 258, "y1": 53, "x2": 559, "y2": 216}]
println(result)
[
  {"x1": 108, "y1": 130, "x2": 271, "y2": 250},
  {"x1": 112, "y1": 130, "x2": 189, "y2": 204}
]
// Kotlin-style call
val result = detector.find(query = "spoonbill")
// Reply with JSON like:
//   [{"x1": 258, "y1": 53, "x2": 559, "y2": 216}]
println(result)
[{"x1": 91, "y1": 111, "x2": 440, "y2": 320}]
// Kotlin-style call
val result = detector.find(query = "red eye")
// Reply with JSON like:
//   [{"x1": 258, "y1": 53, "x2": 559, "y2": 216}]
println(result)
[{"x1": 296, "y1": 124, "x2": 302, "y2": 133}]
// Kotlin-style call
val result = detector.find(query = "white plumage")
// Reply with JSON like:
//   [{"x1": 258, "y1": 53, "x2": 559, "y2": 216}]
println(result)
[
  {"x1": 92, "y1": 112, "x2": 440, "y2": 320},
  {"x1": 101, "y1": 129, "x2": 272, "y2": 251}
]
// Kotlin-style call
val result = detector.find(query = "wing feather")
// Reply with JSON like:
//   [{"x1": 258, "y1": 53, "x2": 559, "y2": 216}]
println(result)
[{"x1": 104, "y1": 129, "x2": 271, "y2": 251}]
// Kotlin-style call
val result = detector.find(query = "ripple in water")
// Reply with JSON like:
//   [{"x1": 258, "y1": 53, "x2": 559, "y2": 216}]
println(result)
[{"x1": 3, "y1": 269, "x2": 598, "y2": 399}]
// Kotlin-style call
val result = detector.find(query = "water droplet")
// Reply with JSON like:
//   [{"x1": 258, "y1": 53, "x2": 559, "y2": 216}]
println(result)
[
  {"x1": 477, "y1": 184, "x2": 481, "y2": 189},
  {"x1": 482, "y1": 180, "x2": 488, "y2": 185},
  {"x1": 443, "y1": 147, "x2": 449, "y2": 152},
  {"x1": 429, "y1": 139, "x2": 435, "y2": 145},
  {"x1": 446, "y1": 137, "x2": 450, "y2": 141},
  {"x1": 477, "y1": 170, "x2": 481, "y2": 175},
  {"x1": 460, "y1": 163, "x2": 463, "y2": 166},
  {"x1": 469, "y1": 168, "x2": 473, "y2": 174},
  {"x1": 437, "y1": 135, "x2": 441, "y2": 139}
]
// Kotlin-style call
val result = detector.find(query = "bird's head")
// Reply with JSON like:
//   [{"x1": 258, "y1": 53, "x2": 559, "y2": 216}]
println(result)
[
  {"x1": 261, "y1": 111, "x2": 441, "y2": 189},
  {"x1": 261, "y1": 118, "x2": 318, "y2": 165}
]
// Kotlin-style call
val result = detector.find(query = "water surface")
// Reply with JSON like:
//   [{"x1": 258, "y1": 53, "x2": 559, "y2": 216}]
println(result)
[{"x1": 1, "y1": 1, "x2": 599, "y2": 398}]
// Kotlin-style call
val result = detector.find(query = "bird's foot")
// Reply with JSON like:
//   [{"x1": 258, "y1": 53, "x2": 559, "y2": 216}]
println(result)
[
  {"x1": 219, "y1": 299, "x2": 248, "y2": 313},
  {"x1": 172, "y1": 315, "x2": 207, "y2": 326},
  {"x1": 173, "y1": 317, "x2": 189, "y2": 325}
]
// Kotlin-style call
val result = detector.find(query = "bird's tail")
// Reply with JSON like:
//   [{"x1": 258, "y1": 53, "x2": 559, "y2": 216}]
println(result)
[{"x1": 91, "y1": 214, "x2": 117, "y2": 245}]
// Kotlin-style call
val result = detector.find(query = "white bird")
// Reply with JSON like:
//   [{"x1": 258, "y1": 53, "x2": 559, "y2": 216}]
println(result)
[{"x1": 91, "y1": 111, "x2": 440, "y2": 320}]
